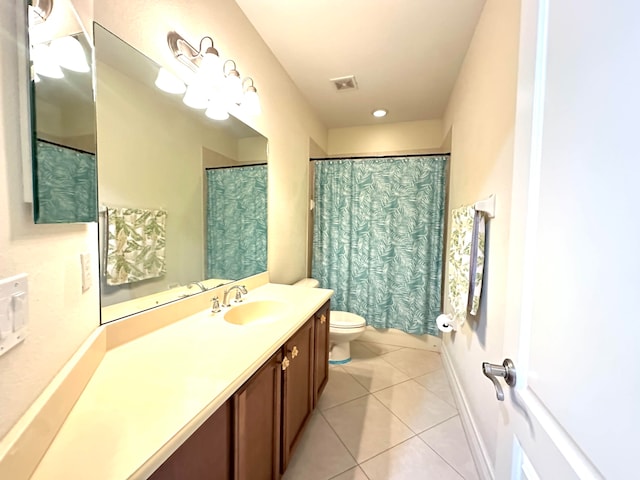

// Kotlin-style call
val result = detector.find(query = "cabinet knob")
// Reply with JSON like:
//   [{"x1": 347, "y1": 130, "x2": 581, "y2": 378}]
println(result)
[
  {"x1": 290, "y1": 346, "x2": 299, "y2": 359},
  {"x1": 320, "y1": 314, "x2": 326, "y2": 324},
  {"x1": 281, "y1": 357, "x2": 290, "y2": 371}
]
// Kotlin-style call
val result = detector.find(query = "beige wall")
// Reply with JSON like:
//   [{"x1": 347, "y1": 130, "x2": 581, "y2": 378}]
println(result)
[
  {"x1": 0, "y1": 1, "x2": 100, "y2": 439},
  {"x1": 441, "y1": 0, "x2": 520, "y2": 467},
  {"x1": 327, "y1": 119, "x2": 443, "y2": 156}
]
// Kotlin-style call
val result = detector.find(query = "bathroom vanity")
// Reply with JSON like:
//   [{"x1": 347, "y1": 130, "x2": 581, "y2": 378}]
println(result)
[
  {"x1": 149, "y1": 301, "x2": 331, "y2": 479},
  {"x1": 16, "y1": 281, "x2": 333, "y2": 480}
]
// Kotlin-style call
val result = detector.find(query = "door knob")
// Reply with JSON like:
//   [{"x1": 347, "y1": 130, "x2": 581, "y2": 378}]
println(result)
[
  {"x1": 281, "y1": 357, "x2": 290, "y2": 371},
  {"x1": 482, "y1": 358, "x2": 516, "y2": 401},
  {"x1": 290, "y1": 346, "x2": 299, "y2": 359}
]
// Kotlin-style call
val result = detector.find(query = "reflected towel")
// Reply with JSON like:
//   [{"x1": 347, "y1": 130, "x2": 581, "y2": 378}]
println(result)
[
  {"x1": 105, "y1": 207, "x2": 167, "y2": 285},
  {"x1": 447, "y1": 206, "x2": 486, "y2": 325}
]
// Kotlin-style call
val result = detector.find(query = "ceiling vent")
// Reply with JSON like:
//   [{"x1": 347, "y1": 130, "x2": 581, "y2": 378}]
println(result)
[{"x1": 330, "y1": 75, "x2": 358, "y2": 91}]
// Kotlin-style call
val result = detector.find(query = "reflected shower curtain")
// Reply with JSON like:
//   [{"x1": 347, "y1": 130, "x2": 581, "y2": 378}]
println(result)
[
  {"x1": 206, "y1": 165, "x2": 267, "y2": 280},
  {"x1": 312, "y1": 156, "x2": 447, "y2": 335}
]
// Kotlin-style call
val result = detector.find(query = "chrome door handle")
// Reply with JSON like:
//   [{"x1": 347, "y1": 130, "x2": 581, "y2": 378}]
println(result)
[{"x1": 482, "y1": 358, "x2": 516, "y2": 401}]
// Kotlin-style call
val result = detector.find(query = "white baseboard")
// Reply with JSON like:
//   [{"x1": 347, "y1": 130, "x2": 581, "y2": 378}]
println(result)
[
  {"x1": 358, "y1": 326, "x2": 441, "y2": 352},
  {"x1": 441, "y1": 345, "x2": 494, "y2": 480}
]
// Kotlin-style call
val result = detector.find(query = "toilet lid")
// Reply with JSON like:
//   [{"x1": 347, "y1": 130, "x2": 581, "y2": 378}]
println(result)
[{"x1": 330, "y1": 311, "x2": 366, "y2": 328}]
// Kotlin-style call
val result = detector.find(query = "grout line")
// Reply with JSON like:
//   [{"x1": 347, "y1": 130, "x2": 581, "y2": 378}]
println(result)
[
  {"x1": 317, "y1": 408, "x2": 361, "y2": 470},
  {"x1": 416, "y1": 431, "x2": 472, "y2": 480}
]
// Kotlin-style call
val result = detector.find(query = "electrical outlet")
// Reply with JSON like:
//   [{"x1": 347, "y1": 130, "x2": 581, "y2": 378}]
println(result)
[{"x1": 80, "y1": 252, "x2": 92, "y2": 293}]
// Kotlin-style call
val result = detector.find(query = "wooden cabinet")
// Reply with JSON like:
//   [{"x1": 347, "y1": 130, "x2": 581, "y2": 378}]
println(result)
[
  {"x1": 313, "y1": 302, "x2": 330, "y2": 406},
  {"x1": 281, "y1": 318, "x2": 315, "y2": 472},
  {"x1": 149, "y1": 300, "x2": 331, "y2": 480},
  {"x1": 234, "y1": 350, "x2": 283, "y2": 480},
  {"x1": 149, "y1": 398, "x2": 232, "y2": 480}
]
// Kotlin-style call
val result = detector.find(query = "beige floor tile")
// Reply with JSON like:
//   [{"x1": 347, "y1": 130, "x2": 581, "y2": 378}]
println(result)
[
  {"x1": 381, "y1": 348, "x2": 443, "y2": 378},
  {"x1": 355, "y1": 341, "x2": 403, "y2": 355},
  {"x1": 420, "y1": 416, "x2": 480, "y2": 480},
  {"x1": 282, "y1": 411, "x2": 357, "y2": 480},
  {"x1": 415, "y1": 368, "x2": 457, "y2": 407},
  {"x1": 330, "y1": 466, "x2": 370, "y2": 480},
  {"x1": 322, "y1": 395, "x2": 414, "y2": 463},
  {"x1": 360, "y1": 437, "x2": 463, "y2": 480},
  {"x1": 318, "y1": 366, "x2": 369, "y2": 410},
  {"x1": 342, "y1": 357, "x2": 410, "y2": 392},
  {"x1": 373, "y1": 379, "x2": 458, "y2": 433},
  {"x1": 348, "y1": 341, "x2": 379, "y2": 362}
]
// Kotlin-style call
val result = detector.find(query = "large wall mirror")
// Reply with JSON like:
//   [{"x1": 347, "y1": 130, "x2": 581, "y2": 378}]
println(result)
[{"x1": 94, "y1": 25, "x2": 268, "y2": 323}]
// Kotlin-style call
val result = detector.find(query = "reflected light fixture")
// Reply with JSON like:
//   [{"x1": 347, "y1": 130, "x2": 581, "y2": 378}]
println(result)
[
  {"x1": 155, "y1": 67, "x2": 186, "y2": 94},
  {"x1": 49, "y1": 36, "x2": 90, "y2": 72},
  {"x1": 31, "y1": 43, "x2": 64, "y2": 79},
  {"x1": 372, "y1": 109, "x2": 388, "y2": 118}
]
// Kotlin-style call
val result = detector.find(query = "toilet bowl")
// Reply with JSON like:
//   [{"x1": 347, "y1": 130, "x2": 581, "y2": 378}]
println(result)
[{"x1": 293, "y1": 278, "x2": 366, "y2": 364}]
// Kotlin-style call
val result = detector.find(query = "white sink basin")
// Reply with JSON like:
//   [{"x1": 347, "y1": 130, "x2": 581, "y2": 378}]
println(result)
[{"x1": 223, "y1": 300, "x2": 289, "y2": 326}]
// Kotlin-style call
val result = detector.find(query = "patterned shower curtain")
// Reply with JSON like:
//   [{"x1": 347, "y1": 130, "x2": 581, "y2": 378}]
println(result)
[
  {"x1": 312, "y1": 156, "x2": 447, "y2": 335},
  {"x1": 206, "y1": 165, "x2": 267, "y2": 280}
]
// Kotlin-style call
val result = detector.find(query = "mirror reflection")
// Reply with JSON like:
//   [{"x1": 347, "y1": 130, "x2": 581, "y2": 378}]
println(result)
[
  {"x1": 94, "y1": 25, "x2": 268, "y2": 323},
  {"x1": 28, "y1": 0, "x2": 97, "y2": 223}
]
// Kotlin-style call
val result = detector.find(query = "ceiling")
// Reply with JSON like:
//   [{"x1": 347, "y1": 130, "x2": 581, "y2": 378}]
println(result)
[{"x1": 235, "y1": 0, "x2": 486, "y2": 129}]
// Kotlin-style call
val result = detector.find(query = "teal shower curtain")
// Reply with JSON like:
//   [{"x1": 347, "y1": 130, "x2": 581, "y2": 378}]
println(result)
[
  {"x1": 206, "y1": 165, "x2": 267, "y2": 280},
  {"x1": 312, "y1": 156, "x2": 447, "y2": 335}
]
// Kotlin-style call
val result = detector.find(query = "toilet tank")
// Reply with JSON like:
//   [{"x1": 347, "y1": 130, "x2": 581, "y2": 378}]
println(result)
[{"x1": 293, "y1": 278, "x2": 319, "y2": 288}]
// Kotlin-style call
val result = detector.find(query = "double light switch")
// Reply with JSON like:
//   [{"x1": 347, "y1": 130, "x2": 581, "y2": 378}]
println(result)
[{"x1": 0, "y1": 273, "x2": 28, "y2": 357}]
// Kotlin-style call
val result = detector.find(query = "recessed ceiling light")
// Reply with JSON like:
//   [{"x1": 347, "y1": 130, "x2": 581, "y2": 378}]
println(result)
[{"x1": 372, "y1": 109, "x2": 387, "y2": 118}]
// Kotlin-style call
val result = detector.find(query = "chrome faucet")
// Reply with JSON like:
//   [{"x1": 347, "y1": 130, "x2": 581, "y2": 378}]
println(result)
[
  {"x1": 222, "y1": 285, "x2": 248, "y2": 307},
  {"x1": 187, "y1": 281, "x2": 206, "y2": 292}
]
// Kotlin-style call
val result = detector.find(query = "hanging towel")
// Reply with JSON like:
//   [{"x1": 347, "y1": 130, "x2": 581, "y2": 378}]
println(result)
[
  {"x1": 448, "y1": 206, "x2": 486, "y2": 325},
  {"x1": 105, "y1": 207, "x2": 167, "y2": 286}
]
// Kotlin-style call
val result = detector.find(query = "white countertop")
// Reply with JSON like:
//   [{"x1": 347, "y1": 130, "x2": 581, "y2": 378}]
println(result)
[{"x1": 30, "y1": 283, "x2": 332, "y2": 479}]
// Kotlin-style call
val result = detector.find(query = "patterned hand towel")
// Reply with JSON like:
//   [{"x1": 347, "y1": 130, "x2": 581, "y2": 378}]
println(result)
[
  {"x1": 448, "y1": 206, "x2": 486, "y2": 326},
  {"x1": 105, "y1": 207, "x2": 167, "y2": 286}
]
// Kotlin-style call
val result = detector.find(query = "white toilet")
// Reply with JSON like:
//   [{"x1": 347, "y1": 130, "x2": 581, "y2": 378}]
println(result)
[{"x1": 294, "y1": 278, "x2": 366, "y2": 364}]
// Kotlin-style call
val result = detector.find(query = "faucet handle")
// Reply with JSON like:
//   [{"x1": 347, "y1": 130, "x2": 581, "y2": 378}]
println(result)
[
  {"x1": 211, "y1": 296, "x2": 221, "y2": 313},
  {"x1": 234, "y1": 287, "x2": 245, "y2": 303}
]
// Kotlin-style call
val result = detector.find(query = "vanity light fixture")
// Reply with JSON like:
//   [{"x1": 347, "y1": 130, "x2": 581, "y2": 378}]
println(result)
[
  {"x1": 223, "y1": 60, "x2": 243, "y2": 106},
  {"x1": 29, "y1": 0, "x2": 54, "y2": 26},
  {"x1": 243, "y1": 77, "x2": 261, "y2": 115},
  {"x1": 166, "y1": 30, "x2": 261, "y2": 117},
  {"x1": 372, "y1": 109, "x2": 388, "y2": 118}
]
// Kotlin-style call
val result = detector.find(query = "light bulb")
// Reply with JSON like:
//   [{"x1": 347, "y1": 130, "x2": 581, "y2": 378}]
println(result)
[
  {"x1": 155, "y1": 67, "x2": 186, "y2": 94},
  {"x1": 49, "y1": 36, "x2": 90, "y2": 73},
  {"x1": 182, "y1": 83, "x2": 208, "y2": 109},
  {"x1": 225, "y1": 71, "x2": 243, "y2": 105},
  {"x1": 372, "y1": 109, "x2": 388, "y2": 118},
  {"x1": 243, "y1": 87, "x2": 261, "y2": 115},
  {"x1": 205, "y1": 98, "x2": 229, "y2": 121}
]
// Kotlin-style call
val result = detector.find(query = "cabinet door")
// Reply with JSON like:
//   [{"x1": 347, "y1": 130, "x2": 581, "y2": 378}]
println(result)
[
  {"x1": 234, "y1": 350, "x2": 283, "y2": 480},
  {"x1": 281, "y1": 318, "x2": 314, "y2": 472},
  {"x1": 313, "y1": 302, "x2": 331, "y2": 406},
  {"x1": 149, "y1": 399, "x2": 232, "y2": 480}
]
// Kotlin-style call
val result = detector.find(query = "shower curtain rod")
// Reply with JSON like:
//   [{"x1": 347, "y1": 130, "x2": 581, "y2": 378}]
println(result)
[
  {"x1": 310, "y1": 152, "x2": 451, "y2": 161},
  {"x1": 205, "y1": 162, "x2": 266, "y2": 171}
]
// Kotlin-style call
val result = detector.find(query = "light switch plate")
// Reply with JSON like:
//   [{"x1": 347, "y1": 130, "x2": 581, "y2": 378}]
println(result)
[
  {"x1": 80, "y1": 252, "x2": 92, "y2": 293},
  {"x1": 0, "y1": 273, "x2": 28, "y2": 357}
]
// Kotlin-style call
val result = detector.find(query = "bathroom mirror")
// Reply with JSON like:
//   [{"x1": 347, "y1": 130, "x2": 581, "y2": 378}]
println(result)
[
  {"x1": 94, "y1": 25, "x2": 268, "y2": 323},
  {"x1": 27, "y1": 0, "x2": 97, "y2": 223}
]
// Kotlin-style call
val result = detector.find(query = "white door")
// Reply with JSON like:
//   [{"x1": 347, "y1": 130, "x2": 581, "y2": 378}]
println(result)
[{"x1": 488, "y1": 1, "x2": 640, "y2": 479}]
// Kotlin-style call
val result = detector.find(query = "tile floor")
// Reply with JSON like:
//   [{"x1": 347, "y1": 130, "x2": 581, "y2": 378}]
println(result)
[{"x1": 282, "y1": 341, "x2": 480, "y2": 480}]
